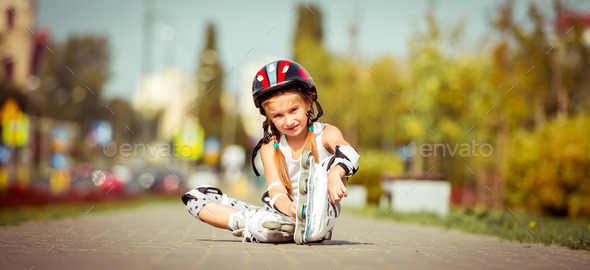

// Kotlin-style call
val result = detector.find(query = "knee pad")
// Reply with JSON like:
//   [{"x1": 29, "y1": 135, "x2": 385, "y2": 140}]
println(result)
[
  {"x1": 182, "y1": 185, "x2": 256, "y2": 221},
  {"x1": 182, "y1": 185, "x2": 225, "y2": 221}
]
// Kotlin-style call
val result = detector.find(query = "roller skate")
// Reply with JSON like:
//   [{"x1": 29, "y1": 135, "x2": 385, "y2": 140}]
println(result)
[
  {"x1": 294, "y1": 150, "x2": 339, "y2": 244},
  {"x1": 229, "y1": 209, "x2": 295, "y2": 240},
  {"x1": 240, "y1": 210, "x2": 295, "y2": 243}
]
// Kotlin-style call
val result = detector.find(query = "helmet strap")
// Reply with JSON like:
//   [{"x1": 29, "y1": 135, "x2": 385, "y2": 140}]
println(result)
[
  {"x1": 305, "y1": 94, "x2": 323, "y2": 123},
  {"x1": 314, "y1": 100, "x2": 323, "y2": 120}
]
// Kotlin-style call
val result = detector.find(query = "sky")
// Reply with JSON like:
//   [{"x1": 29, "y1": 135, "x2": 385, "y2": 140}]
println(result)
[{"x1": 36, "y1": 0, "x2": 590, "y2": 102}]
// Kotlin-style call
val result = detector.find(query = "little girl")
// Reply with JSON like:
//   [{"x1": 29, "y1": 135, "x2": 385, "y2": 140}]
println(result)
[{"x1": 182, "y1": 60, "x2": 359, "y2": 243}]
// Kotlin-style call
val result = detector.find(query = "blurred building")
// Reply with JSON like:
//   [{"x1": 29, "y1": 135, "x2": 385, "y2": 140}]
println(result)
[
  {"x1": 0, "y1": 0, "x2": 44, "y2": 90},
  {"x1": 556, "y1": 9, "x2": 590, "y2": 45},
  {"x1": 132, "y1": 67, "x2": 197, "y2": 140}
]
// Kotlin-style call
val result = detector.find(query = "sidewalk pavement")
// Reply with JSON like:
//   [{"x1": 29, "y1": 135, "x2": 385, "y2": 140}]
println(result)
[{"x1": 0, "y1": 201, "x2": 588, "y2": 270}]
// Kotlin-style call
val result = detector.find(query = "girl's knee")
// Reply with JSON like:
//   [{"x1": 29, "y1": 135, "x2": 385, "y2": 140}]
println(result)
[{"x1": 182, "y1": 185, "x2": 224, "y2": 221}]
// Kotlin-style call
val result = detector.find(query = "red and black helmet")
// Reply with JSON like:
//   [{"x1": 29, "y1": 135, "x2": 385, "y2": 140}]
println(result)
[{"x1": 252, "y1": 60, "x2": 317, "y2": 108}]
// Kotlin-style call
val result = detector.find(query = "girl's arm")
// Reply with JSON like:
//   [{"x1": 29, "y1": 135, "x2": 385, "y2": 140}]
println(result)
[
  {"x1": 260, "y1": 142, "x2": 297, "y2": 220},
  {"x1": 322, "y1": 125, "x2": 360, "y2": 205}
]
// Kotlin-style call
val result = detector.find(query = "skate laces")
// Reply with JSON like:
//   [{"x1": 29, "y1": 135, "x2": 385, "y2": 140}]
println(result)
[{"x1": 240, "y1": 209, "x2": 262, "y2": 242}]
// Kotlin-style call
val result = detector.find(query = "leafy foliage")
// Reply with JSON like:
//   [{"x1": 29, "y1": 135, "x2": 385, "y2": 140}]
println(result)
[
  {"x1": 38, "y1": 35, "x2": 111, "y2": 127},
  {"x1": 195, "y1": 24, "x2": 225, "y2": 140},
  {"x1": 348, "y1": 150, "x2": 403, "y2": 205},
  {"x1": 504, "y1": 115, "x2": 590, "y2": 217},
  {"x1": 291, "y1": 2, "x2": 590, "y2": 213}
]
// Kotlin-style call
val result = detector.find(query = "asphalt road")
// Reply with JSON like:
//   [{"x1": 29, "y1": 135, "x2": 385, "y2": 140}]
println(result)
[{"x1": 0, "y1": 201, "x2": 588, "y2": 270}]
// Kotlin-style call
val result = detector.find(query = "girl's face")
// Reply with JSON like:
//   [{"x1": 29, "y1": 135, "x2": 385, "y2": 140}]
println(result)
[{"x1": 263, "y1": 91, "x2": 311, "y2": 138}]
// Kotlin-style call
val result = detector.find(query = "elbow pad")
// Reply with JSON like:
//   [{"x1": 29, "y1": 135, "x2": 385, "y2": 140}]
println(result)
[{"x1": 327, "y1": 145, "x2": 360, "y2": 177}]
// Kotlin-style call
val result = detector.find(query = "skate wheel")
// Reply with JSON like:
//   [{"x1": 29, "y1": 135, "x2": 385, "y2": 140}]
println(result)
[
  {"x1": 297, "y1": 203, "x2": 306, "y2": 222},
  {"x1": 282, "y1": 224, "x2": 295, "y2": 233},
  {"x1": 294, "y1": 229, "x2": 304, "y2": 244},
  {"x1": 301, "y1": 150, "x2": 312, "y2": 170},
  {"x1": 298, "y1": 174, "x2": 308, "y2": 195},
  {"x1": 262, "y1": 221, "x2": 281, "y2": 230}
]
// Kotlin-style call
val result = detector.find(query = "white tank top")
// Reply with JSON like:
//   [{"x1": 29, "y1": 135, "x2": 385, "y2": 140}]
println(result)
[{"x1": 277, "y1": 122, "x2": 332, "y2": 198}]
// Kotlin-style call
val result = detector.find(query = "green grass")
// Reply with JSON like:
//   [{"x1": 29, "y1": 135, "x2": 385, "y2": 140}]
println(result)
[
  {"x1": 0, "y1": 195, "x2": 180, "y2": 226},
  {"x1": 346, "y1": 206, "x2": 590, "y2": 251}
]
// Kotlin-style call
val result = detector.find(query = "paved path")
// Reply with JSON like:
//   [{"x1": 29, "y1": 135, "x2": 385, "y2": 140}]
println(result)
[{"x1": 0, "y1": 201, "x2": 588, "y2": 270}]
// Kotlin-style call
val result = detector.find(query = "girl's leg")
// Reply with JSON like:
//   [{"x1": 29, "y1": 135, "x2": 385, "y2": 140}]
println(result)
[
  {"x1": 182, "y1": 185, "x2": 293, "y2": 242},
  {"x1": 196, "y1": 202, "x2": 237, "y2": 229},
  {"x1": 182, "y1": 185, "x2": 259, "y2": 232}
]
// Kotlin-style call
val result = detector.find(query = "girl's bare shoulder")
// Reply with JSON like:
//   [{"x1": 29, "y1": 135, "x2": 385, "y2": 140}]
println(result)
[
  {"x1": 322, "y1": 124, "x2": 344, "y2": 140},
  {"x1": 260, "y1": 140, "x2": 275, "y2": 158},
  {"x1": 321, "y1": 124, "x2": 349, "y2": 153}
]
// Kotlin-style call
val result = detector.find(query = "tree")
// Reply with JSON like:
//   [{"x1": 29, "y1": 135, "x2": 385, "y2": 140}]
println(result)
[
  {"x1": 292, "y1": 5, "x2": 324, "y2": 62},
  {"x1": 500, "y1": 0, "x2": 590, "y2": 216},
  {"x1": 195, "y1": 23, "x2": 224, "y2": 140},
  {"x1": 38, "y1": 35, "x2": 111, "y2": 130},
  {"x1": 106, "y1": 98, "x2": 138, "y2": 143}
]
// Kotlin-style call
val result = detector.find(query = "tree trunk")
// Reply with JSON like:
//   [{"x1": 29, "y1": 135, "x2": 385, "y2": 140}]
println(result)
[
  {"x1": 553, "y1": 43, "x2": 568, "y2": 117},
  {"x1": 534, "y1": 93, "x2": 546, "y2": 128}
]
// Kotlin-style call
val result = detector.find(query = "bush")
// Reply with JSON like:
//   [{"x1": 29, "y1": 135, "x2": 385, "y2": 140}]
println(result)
[
  {"x1": 348, "y1": 150, "x2": 403, "y2": 205},
  {"x1": 504, "y1": 115, "x2": 590, "y2": 217}
]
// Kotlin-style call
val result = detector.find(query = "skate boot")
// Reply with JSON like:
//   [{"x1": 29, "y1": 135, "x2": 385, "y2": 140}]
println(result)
[
  {"x1": 228, "y1": 209, "x2": 257, "y2": 237},
  {"x1": 229, "y1": 208, "x2": 295, "y2": 239},
  {"x1": 240, "y1": 210, "x2": 295, "y2": 243},
  {"x1": 294, "y1": 150, "x2": 338, "y2": 244}
]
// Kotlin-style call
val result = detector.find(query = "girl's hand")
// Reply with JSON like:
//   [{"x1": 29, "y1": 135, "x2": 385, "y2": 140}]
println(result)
[
  {"x1": 288, "y1": 201, "x2": 297, "y2": 221},
  {"x1": 328, "y1": 166, "x2": 348, "y2": 205}
]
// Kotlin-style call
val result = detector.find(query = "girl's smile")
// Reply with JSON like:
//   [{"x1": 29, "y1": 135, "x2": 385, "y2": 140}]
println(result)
[{"x1": 286, "y1": 124, "x2": 299, "y2": 131}]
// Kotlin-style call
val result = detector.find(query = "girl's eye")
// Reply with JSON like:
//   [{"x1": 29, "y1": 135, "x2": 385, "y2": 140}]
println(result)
[
  {"x1": 290, "y1": 107, "x2": 298, "y2": 113},
  {"x1": 273, "y1": 114, "x2": 282, "y2": 119}
]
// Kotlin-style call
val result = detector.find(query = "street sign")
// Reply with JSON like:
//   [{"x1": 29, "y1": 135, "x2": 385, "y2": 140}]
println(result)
[
  {"x1": 175, "y1": 119, "x2": 204, "y2": 161},
  {"x1": 1, "y1": 98, "x2": 29, "y2": 147}
]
